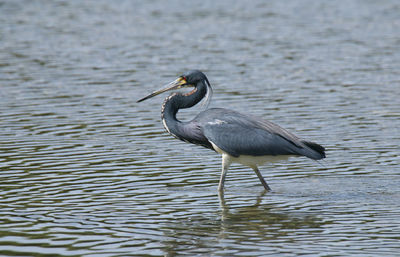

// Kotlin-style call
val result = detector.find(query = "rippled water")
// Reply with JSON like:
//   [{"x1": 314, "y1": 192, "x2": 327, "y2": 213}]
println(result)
[{"x1": 1, "y1": 0, "x2": 400, "y2": 256}]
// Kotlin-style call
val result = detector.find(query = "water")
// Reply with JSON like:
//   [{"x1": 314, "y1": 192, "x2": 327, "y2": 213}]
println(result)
[{"x1": 1, "y1": 0, "x2": 400, "y2": 256}]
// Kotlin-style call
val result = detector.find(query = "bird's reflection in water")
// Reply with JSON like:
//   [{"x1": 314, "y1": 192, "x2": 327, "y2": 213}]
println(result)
[
  {"x1": 160, "y1": 190, "x2": 324, "y2": 256},
  {"x1": 218, "y1": 190, "x2": 267, "y2": 221},
  {"x1": 217, "y1": 190, "x2": 323, "y2": 240}
]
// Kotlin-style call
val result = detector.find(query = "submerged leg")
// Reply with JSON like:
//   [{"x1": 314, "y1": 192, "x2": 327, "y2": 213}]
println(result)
[
  {"x1": 251, "y1": 166, "x2": 271, "y2": 191},
  {"x1": 218, "y1": 154, "x2": 232, "y2": 191}
]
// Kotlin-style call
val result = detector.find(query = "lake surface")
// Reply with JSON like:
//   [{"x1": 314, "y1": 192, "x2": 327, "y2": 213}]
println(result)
[{"x1": 1, "y1": 0, "x2": 400, "y2": 256}]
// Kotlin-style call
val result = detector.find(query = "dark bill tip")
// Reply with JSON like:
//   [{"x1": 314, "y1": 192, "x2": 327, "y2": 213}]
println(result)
[{"x1": 137, "y1": 94, "x2": 153, "y2": 103}]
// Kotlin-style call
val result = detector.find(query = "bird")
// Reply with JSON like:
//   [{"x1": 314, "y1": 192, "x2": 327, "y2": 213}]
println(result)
[{"x1": 137, "y1": 70, "x2": 325, "y2": 192}]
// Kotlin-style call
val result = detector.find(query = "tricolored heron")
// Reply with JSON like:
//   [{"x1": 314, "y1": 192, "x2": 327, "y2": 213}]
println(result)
[{"x1": 137, "y1": 70, "x2": 325, "y2": 191}]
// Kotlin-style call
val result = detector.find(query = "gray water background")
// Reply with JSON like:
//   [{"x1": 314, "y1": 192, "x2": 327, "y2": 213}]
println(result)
[{"x1": 1, "y1": 0, "x2": 400, "y2": 256}]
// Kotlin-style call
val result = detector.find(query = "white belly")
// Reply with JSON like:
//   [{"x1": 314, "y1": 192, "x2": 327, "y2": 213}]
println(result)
[
  {"x1": 231, "y1": 154, "x2": 292, "y2": 166},
  {"x1": 210, "y1": 142, "x2": 293, "y2": 167}
]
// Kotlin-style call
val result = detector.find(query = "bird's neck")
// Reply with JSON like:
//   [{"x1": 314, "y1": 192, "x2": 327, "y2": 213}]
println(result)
[{"x1": 161, "y1": 83, "x2": 207, "y2": 135}]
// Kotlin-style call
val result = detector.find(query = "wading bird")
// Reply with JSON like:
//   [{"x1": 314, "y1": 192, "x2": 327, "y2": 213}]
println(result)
[{"x1": 137, "y1": 70, "x2": 325, "y2": 191}]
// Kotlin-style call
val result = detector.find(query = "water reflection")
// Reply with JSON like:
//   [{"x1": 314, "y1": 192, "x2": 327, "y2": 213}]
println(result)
[
  {"x1": 218, "y1": 191, "x2": 323, "y2": 234},
  {"x1": 161, "y1": 191, "x2": 324, "y2": 256}
]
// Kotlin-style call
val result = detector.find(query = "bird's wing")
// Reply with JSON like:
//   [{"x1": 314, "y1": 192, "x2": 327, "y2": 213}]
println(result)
[{"x1": 203, "y1": 121, "x2": 302, "y2": 158}]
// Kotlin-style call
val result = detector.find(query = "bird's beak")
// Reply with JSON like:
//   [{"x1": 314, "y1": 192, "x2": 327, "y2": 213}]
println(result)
[{"x1": 137, "y1": 77, "x2": 187, "y2": 102}]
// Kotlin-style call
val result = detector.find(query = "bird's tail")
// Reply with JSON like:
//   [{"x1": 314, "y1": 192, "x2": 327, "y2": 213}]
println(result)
[{"x1": 301, "y1": 140, "x2": 326, "y2": 160}]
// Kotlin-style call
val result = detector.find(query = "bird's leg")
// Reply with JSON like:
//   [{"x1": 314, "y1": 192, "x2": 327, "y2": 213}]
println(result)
[
  {"x1": 218, "y1": 154, "x2": 232, "y2": 191},
  {"x1": 251, "y1": 166, "x2": 271, "y2": 191}
]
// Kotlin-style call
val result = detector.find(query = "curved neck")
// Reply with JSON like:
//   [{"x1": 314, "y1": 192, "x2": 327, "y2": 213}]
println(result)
[{"x1": 161, "y1": 81, "x2": 207, "y2": 133}]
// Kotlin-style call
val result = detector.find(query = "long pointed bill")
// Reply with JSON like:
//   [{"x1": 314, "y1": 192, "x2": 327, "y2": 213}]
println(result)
[{"x1": 137, "y1": 77, "x2": 186, "y2": 103}]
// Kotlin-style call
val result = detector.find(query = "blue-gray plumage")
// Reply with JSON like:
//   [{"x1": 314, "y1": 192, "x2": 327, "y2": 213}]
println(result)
[{"x1": 137, "y1": 70, "x2": 325, "y2": 191}]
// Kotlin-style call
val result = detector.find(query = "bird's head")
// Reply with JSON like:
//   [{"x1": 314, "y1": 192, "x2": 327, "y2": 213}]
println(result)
[
  {"x1": 181, "y1": 70, "x2": 208, "y2": 86},
  {"x1": 137, "y1": 70, "x2": 211, "y2": 103}
]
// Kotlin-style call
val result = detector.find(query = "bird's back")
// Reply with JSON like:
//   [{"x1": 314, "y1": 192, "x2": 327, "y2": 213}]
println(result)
[{"x1": 191, "y1": 108, "x2": 325, "y2": 160}]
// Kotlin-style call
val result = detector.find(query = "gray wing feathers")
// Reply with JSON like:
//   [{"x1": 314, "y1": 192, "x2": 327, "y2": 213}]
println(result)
[
  {"x1": 203, "y1": 123, "x2": 302, "y2": 158},
  {"x1": 194, "y1": 108, "x2": 324, "y2": 159},
  {"x1": 199, "y1": 109, "x2": 321, "y2": 159}
]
